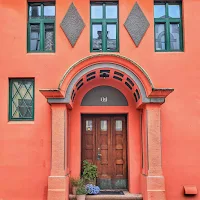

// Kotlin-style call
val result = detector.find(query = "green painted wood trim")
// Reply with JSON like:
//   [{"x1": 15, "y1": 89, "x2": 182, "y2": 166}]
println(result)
[
  {"x1": 27, "y1": 2, "x2": 55, "y2": 53},
  {"x1": 90, "y1": 2, "x2": 119, "y2": 52},
  {"x1": 9, "y1": 78, "x2": 35, "y2": 121},
  {"x1": 154, "y1": 2, "x2": 184, "y2": 52}
]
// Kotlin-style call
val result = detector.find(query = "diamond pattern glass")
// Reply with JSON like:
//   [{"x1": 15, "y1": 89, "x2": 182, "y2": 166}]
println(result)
[
  {"x1": 10, "y1": 79, "x2": 34, "y2": 120},
  {"x1": 45, "y1": 24, "x2": 54, "y2": 51}
]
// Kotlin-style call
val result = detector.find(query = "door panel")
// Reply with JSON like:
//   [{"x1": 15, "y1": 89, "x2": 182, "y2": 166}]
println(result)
[
  {"x1": 96, "y1": 117, "x2": 111, "y2": 180},
  {"x1": 82, "y1": 115, "x2": 127, "y2": 189},
  {"x1": 111, "y1": 116, "x2": 127, "y2": 189},
  {"x1": 82, "y1": 117, "x2": 96, "y2": 164}
]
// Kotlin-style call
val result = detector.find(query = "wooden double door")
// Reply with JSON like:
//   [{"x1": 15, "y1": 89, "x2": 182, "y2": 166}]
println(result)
[{"x1": 82, "y1": 115, "x2": 127, "y2": 189}]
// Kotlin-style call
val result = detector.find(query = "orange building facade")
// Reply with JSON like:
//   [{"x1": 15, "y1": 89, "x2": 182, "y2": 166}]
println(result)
[{"x1": 0, "y1": 0, "x2": 200, "y2": 200}]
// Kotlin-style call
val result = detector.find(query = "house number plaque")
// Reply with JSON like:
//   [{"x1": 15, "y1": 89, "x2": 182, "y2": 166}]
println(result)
[{"x1": 101, "y1": 97, "x2": 108, "y2": 102}]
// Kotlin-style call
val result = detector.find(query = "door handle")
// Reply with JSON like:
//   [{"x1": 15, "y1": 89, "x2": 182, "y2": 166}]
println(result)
[{"x1": 97, "y1": 148, "x2": 102, "y2": 160}]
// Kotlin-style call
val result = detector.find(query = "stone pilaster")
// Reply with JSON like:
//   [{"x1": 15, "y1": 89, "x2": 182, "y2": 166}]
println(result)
[
  {"x1": 142, "y1": 104, "x2": 166, "y2": 200},
  {"x1": 47, "y1": 104, "x2": 68, "y2": 200}
]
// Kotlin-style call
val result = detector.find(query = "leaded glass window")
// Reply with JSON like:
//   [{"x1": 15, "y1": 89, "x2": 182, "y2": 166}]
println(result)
[
  {"x1": 28, "y1": 2, "x2": 55, "y2": 52},
  {"x1": 9, "y1": 79, "x2": 34, "y2": 120},
  {"x1": 154, "y1": 1, "x2": 183, "y2": 51}
]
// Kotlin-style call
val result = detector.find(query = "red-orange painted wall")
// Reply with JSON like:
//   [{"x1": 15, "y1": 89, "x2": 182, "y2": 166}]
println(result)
[{"x1": 0, "y1": 0, "x2": 200, "y2": 200}]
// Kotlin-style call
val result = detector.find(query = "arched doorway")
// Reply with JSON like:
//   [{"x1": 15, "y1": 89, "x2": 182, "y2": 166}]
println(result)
[
  {"x1": 40, "y1": 54, "x2": 174, "y2": 200},
  {"x1": 69, "y1": 75, "x2": 141, "y2": 192}
]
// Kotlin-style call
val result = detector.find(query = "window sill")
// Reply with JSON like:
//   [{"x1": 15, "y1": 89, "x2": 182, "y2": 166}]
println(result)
[
  {"x1": 90, "y1": 51, "x2": 119, "y2": 53},
  {"x1": 8, "y1": 121, "x2": 35, "y2": 125},
  {"x1": 155, "y1": 51, "x2": 184, "y2": 53},
  {"x1": 27, "y1": 52, "x2": 56, "y2": 55}
]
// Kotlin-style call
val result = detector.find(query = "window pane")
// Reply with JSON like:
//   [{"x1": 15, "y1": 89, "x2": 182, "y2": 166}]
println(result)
[
  {"x1": 170, "y1": 24, "x2": 180, "y2": 50},
  {"x1": 101, "y1": 120, "x2": 107, "y2": 131},
  {"x1": 92, "y1": 24, "x2": 102, "y2": 51},
  {"x1": 86, "y1": 120, "x2": 92, "y2": 131},
  {"x1": 107, "y1": 24, "x2": 117, "y2": 50},
  {"x1": 91, "y1": 5, "x2": 103, "y2": 19},
  {"x1": 154, "y1": 5, "x2": 165, "y2": 18},
  {"x1": 106, "y1": 5, "x2": 117, "y2": 19},
  {"x1": 11, "y1": 79, "x2": 34, "y2": 119},
  {"x1": 44, "y1": 4, "x2": 55, "y2": 18},
  {"x1": 29, "y1": 5, "x2": 41, "y2": 18},
  {"x1": 155, "y1": 24, "x2": 166, "y2": 51},
  {"x1": 116, "y1": 120, "x2": 122, "y2": 131},
  {"x1": 45, "y1": 24, "x2": 54, "y2": 51},
  {"x1": 169, "y1": 5, "x2": 180, "y2": 18},
  {"x1": 30, "y1": 24, "x2": 40, "y2": 51}
]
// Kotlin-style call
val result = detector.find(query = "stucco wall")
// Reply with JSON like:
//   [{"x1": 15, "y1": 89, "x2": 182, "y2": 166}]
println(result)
[{"x1": 0, "y1": 0, "x2": 200, "y2": 200}]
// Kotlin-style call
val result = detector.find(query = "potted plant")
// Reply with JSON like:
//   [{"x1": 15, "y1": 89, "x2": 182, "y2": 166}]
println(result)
[
  {"x1": 70, "y1": 177, "x2": 83, "y2": 195},
  {"x1": 76, "y1": 184, "x2": 87, "y2": 200},
  {"x1": 82, "y1": 160, "x2": 98, "y2": 185}
]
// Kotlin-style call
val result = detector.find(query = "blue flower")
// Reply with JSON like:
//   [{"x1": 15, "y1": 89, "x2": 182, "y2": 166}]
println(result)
[{"x1": 85, "y1": 184, "x2": 100, "y2": 195}]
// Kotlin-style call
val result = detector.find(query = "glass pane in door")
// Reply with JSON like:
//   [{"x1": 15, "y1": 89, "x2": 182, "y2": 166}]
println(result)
[
  {"x1": 86, "y1": 120, "x2": 92, "y2": 131},
  {"x1": 101, "y1": 120, "x2": 107, "y2": 131}
]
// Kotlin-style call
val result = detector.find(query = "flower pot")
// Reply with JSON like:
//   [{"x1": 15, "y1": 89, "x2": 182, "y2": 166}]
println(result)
[
  {"x1": 76, "y1": 194, "x2": 86, "y2": 200},
  {"x1": 72, "y1": 186, "x2": 78, "y2": 195},
  {"x1": 85, "y1": 178, "x2": 96, "y2": 185}
]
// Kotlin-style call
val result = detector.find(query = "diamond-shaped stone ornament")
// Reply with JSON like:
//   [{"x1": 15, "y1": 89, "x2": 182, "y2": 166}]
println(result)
[
  {"x1": 124, "y1": 2, "x2": 150, "y2": 47},
  {"x1": 60, "y1": 3, "x2": 85, "y2": 47}
]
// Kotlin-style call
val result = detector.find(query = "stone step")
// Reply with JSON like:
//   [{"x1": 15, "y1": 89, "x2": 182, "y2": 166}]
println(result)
[{"x1": 69, "y1": 191, "x2": 143, "y2": 200}]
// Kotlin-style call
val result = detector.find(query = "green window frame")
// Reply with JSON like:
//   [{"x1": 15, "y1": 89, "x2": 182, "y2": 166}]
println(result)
[
  {"x1": 9, "y1": 78, "x2": 35, "y2": 121},
  {"x1": 154, "y1": 1, "x2": 183, "y2": 52},
  {"x1": 90, "y1": 2, "x2": 119, "y2": 52},
  {"x1": 27, "y1": 2, "x2": 55, "y2": 53}
]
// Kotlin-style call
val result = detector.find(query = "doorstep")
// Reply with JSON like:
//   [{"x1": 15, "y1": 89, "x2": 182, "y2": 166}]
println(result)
[{"x1": 69, "y1": 191, "x2": 143, "y2": 200}]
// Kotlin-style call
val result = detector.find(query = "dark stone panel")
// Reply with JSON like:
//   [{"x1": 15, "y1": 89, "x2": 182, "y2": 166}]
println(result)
[
  {"x1": 60, "y1": 3, "x2": 85, "y2": 47},
  {"x1": 124, "y1": 2, "x2": 150, "y2": 47},
  {"x1": 81, "y1": 86, "x2": 128, "y2": 106}
]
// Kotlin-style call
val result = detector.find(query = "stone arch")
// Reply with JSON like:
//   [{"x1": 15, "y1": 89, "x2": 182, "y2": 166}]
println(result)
[
  {"x1": 48, "y1": 63, "x2": 163, "y2": 104},
  {"x1": 42, "y1": 54, "x2": 173, "y2": 107},
  {"x1": 58, "y1": 54, "x2": 153, "y2": 92}
]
